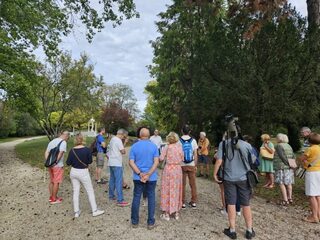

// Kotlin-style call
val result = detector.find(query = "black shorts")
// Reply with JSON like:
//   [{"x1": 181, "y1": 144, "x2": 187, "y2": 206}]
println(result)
[
  {"x1": 198, "y1": 155, "x2": 209, "y2": 164},
  {"x1": 223, "y1": 180, "x2": 251, "y2": 206}
]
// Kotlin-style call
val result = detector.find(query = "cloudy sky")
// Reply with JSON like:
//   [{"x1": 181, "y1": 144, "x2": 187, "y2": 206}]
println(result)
[{"x1": 55, "y1": 0, "x2": 307, "y2": 113}]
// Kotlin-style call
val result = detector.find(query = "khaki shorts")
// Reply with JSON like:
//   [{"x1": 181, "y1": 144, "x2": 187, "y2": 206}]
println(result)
[{"x1": 96, "y1": 153, "x2": 105, "y2": 168}]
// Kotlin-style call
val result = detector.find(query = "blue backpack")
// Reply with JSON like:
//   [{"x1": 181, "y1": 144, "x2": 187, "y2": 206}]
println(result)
[{"x1": 180, "y1": 137, "x2": 194, "y2": 163}]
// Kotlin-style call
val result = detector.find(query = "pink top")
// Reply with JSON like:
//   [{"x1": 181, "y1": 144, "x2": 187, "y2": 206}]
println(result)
[{"x1": 160, "y1": 142, "x2": 184, "y2": 165}]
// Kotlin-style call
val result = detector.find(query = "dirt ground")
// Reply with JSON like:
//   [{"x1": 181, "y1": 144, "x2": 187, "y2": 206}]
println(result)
[{"x1": 0, "y1": 138, "x2": 319, "y2": 240}]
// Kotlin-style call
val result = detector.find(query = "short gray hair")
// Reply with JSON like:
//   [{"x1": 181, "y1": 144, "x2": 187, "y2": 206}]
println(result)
[
  {"x1": 200, "y1": 132, "x2": 206, "y2": 137},
  {"x1": 300, "y1": 127, "x2": 311, "y2": 133},
  {"x1": 117, "y1": 129, "x2": 128, "y2": 135},
  {"x1": 276, "y1": 133, "x2": 289, "y2": 143}
]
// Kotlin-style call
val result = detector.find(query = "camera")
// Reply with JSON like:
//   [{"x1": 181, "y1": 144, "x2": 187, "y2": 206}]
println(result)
[{"x1": 224, "y1": 114, "x2": 241, "y2": 148}]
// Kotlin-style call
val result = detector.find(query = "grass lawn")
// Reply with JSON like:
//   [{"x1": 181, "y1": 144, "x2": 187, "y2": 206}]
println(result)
[
  {"x1": 15, "y1": 135, "x2": 133, "y2": 171},
  {"x1": 0, "y1": 137, "x2": 24, "y2": 143},
  {"x1": 15, "y1": 136, "x2": 95, "y2": 173}
]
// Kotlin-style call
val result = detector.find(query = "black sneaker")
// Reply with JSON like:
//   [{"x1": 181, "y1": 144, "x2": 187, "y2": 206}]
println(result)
[
  {"x1": 223, "y1": 228, "x2": 237, "y2": 239},
  {"x1": 182, "y1": 203, "x2": 186, "y2": 209},
  {"x1": 245, "y1": 229, "x2": 255, "y2": 239}
]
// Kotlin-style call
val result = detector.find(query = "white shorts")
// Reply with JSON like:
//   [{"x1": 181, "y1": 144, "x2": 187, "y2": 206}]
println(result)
[{"x1": 305, "y1": 171, "x2": 320, "y2": 196}]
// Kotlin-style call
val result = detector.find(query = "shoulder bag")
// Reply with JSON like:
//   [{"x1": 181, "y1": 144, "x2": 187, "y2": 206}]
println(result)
[
  {"x1": 260, "y1": 146, "x2": 274, "y2": 161},
  {"x1": 239, "y1": 148, "x2": 259, "y2": 189},
  {"x1": 295, "y1": 156, "x2": 320, "y2": 179}
]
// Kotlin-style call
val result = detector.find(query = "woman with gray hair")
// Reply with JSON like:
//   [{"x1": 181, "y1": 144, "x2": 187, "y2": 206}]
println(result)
[{"x1": 273, "y1": 133, "x2": 295, "y2": 206}]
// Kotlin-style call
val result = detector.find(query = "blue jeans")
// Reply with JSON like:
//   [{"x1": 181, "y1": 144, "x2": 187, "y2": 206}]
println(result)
[
  {"x1": 131, "y1": 180, "x2": 157, "y2": 225},
  {"x1": 109, "y1": 166, "x2": 123, "y2": 203}
]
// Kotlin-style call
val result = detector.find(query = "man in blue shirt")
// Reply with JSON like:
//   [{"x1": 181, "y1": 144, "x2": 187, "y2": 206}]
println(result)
[
  {"x1": 129, "y1": 128, "x2": 159, "y2": 229},
  {"x1": 96, "y1": 127, "x2": 107, "y2": 184}
]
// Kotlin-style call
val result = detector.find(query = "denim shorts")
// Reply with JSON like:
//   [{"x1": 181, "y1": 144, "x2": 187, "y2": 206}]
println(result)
[
  {"x1": 224, "y1": 180, "x2": 251, "y2": 206},
  {"x1": 198, "y1": 155, "x2": 210, "y2": 164}
]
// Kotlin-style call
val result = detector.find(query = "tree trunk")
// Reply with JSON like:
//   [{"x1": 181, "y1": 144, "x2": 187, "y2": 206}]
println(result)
[{"x1": 307, "y1": 0, "x2": 320, "y2": 30}]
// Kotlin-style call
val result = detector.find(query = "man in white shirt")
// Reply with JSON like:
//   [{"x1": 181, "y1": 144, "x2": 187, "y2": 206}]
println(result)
[
  {"x1": 108, "y1": 129, "x2": 129, "y2": 207},
  {"x1": 45, "y1": 131, "x2": 70, "y2": 205},
  {"x1": 180, "y1": 125, "x2": 198, "y2": 209},
  {"x1": 150, "y1": 129, "x2": 163, "y2": 154}
]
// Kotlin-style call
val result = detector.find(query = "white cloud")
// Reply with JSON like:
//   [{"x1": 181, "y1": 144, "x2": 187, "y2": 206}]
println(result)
[{"x1": 288, "y1": 0, "x2": 307, "y2": 16}]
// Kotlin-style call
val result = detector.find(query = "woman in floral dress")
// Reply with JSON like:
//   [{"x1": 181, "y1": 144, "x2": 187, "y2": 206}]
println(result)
[{"x1": 159, "y1": 132, "x2": 184, "y2": 221}]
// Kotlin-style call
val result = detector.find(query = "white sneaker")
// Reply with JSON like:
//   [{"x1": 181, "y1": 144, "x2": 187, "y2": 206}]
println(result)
[
  {"x1": 236, "y1": 211, "x2": 241, "y2": 216},
  {"x1": 160, "y1": 213, "x2": 170, "y2": 221},
  {"x1": 220, "y1": 209, "x2": 227, "y2": 215},
  {"x1": 92, "y1": 209, "x2": 105, "y2": 217},
  {"x1": 74, "y1": 210, "x2": 81, "y2": 218}
]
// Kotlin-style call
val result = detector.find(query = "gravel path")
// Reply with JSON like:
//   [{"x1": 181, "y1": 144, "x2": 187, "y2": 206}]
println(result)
[{"x1": 0, "y1": 138, "x2": 319, "y2": 240}]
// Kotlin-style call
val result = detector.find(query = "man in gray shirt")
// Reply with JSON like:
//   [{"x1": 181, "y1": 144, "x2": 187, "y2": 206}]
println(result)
[{"x1": 213, "y1": 138, "x2": 255, "y2": 240}]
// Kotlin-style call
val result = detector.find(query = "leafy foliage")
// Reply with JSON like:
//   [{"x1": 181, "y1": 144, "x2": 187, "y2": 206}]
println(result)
[
  {"x1": 146, "y1": 0, "x2": 320, "y2": 145},
  {"x1": 33, "y1": 53, "x2": 104, "y2": 140},
  {"x1": 101, "y1": 103, "x2": 132, "y2": 134},
  {"x1": 0, "y1": 0, "x2": 138, "y2": 109}
]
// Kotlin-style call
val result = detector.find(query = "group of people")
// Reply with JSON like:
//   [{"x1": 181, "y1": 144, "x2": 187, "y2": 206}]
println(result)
[
  {"x1": 44, "y1": 124, "x2": 320, "y2": 239},
  {"x1": 258, "y1": 127, "x2": 320, "y2": 224}
]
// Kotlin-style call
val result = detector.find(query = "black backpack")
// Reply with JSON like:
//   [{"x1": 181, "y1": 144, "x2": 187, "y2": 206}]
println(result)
[
  {"x1": 44, "y1": 140, "x2": 64, "y2": 167},
  {"x1": 90, "y1": 136, "x2": 98, "y2": 156}
]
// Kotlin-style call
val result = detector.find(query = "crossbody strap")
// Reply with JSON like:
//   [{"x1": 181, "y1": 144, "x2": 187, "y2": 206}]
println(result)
[
  {"x1": 239, "y1": 147, "x2": 251, "y2": 171},
  {"x1": 72, "y1": 148, "x2": 88, "y2": 168},
  {"x1": 221, "y1": 140, "x2": 227, "y2": 179}
]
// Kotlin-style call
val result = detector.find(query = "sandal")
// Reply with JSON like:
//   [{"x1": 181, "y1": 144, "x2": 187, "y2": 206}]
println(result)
[
  {"x1": 123, "y1": 184, "x2": 130, "y2": 190},
  {"x1": 279, "y1": 200, "x2": 289, "y2": 206},
  {"x1": 288, "y1": 199, "x2": 293, "y2": 204},
  {"x1": 303, "y1": 216, "x2": 319, "y2": 223}
]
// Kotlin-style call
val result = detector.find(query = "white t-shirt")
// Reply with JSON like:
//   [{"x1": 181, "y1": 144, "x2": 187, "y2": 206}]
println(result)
[
  {"x1": 46, "y1": 138, "x2": 67, "y2": 168},
  {"x1": 150, "y1": 135, "x2": 163, "y2": 149},
  {"x1": 108, "y1": 136, "x2": 125, "y2": 167},
  {"x1": 180, "y1": 135, "x2": 198, "y2": 166}
]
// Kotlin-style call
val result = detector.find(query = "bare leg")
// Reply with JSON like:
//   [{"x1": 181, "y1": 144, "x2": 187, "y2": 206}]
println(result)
[
  {"x1": 199, "y1": 164, "x2": 204, "y2": 175},
  {"x1": 308, "y1": 196, "x2": 319, "y2": 220},
  {"x1": 286, "y1": 184, "x2": 292, "y2": 201},
  {"x1": 263, "y1": 173, "x2": 270, "y2": 187},
  {"x1": 227, "y1": 205, "x2": 236, "y2": 230},
  {"x1": 317, "y1": 196, "x2": 320, "y2": 220},
  {"x1": 279, "y1": 184, "x2": 288, "y2": 202},
  {"x1": 96, "y1": 168, "x2": 101, "y2": 181},
  {"x1": 242, "y1": 206, "x2": 253, "y2": 229},
  {"x1": 219, "y1": 184, "x2": 225, "y2": 209},
  {"x1": 49, "y1": 182, "x2": 53, "y2": 197},
  {"x1": 269, "y1": 173, "x2": 275, "y2": 187},
  {"x1": 52, "y1": 183, "x2": 60, "y2": 199},
  {"x1": 206, "y1": 164, "x2": 210, "y2": 177}
]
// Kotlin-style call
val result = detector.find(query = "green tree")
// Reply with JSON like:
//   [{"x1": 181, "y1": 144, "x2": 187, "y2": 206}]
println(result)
[
  {"x1": 33, "y1": 53, "x2": 104, "y2": 140},
  {"x1": 103, "y1": 83, "x2": 139, "y2": 118},
  {"x1": 146, "y1": 0, "x2": 320, "y2": 145},
  {"x1": 0, "y1": 0, "x2": 138, "y2": 105}
]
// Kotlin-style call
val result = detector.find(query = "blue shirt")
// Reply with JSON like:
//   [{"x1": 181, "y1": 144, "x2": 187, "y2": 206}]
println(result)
[
  {"x1": 129, "y1": 140, "x2": 159, "y2": 181},
  {"x1": 96, "y1": 135, "x2": 105, "y2": 153}
]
